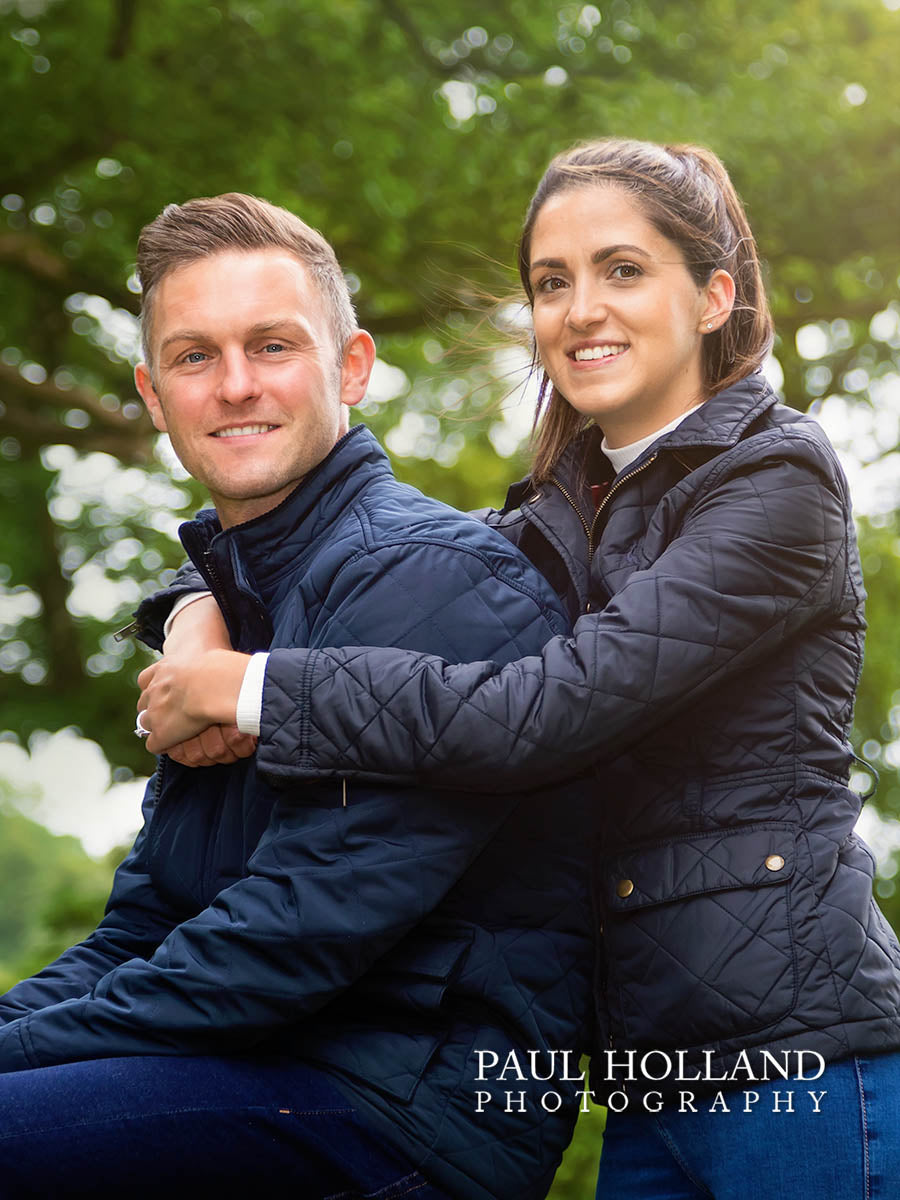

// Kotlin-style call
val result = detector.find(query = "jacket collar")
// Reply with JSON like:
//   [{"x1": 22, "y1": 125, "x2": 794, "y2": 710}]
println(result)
[
  {"x1": 494, "y1": 374, "x2": 781, "y2": 617},
  {"x1": 650, "y1": 372, "x2": 779, "y2": 454},
  {"x1": 550, "y1": 372, "x2": 779, "y2": 496},
  {"x1": 181, "y1": 424, "x2": 387, "y2": 576},
  {"x1": 177, "y1": 425, "x2": 391, "y2": 647}
]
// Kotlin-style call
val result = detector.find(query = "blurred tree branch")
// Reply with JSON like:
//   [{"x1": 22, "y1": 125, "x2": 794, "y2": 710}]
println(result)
[{"x1": 108, "y1": 0, "x2": 140, "y2": 60}]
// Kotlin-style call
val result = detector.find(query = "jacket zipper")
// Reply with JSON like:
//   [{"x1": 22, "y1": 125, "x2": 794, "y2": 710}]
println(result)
[
  {"x1": 549, "y1": 476, "x2": 593, "y2": 556},
  {"x1": 550, "y1": 451, "x2": 659, "y2": 612},
  {"x1": 203, "y1": 547, "x2": 238, "y2": 635}
]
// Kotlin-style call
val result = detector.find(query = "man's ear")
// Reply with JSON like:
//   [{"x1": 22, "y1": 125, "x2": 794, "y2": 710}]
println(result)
[
  {"x1": 339, "y1": 330, "x2": 377, "y2": 410},
  {"x1": 700, "y1": 269, "x2": 736, "y2": 333},
  {"x1": 135, "y1": 362, "x2": 168, "y2": 432}
]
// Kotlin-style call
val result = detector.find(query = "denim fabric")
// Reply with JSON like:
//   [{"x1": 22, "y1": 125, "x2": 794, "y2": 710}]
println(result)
[
  {"x1": 596, "y1": 1051, "x2": 900, "y2": 1198},
  {"x1": 0, "y1": 1055, "x2": 450, "y2": 1200}
]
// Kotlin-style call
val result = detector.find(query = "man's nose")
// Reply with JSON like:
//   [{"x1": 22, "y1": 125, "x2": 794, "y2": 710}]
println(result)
[{"x1": 216, "y1": 350, "x2": 259, "y2": 405}]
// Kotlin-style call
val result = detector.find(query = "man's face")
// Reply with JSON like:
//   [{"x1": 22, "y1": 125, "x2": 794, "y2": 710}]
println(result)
[{"x1": 136, "y1": 249, "x2": 372, "y2": 528}]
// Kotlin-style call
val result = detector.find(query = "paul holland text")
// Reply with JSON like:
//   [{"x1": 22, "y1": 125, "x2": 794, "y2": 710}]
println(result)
[{"x1": 472, "y1": 1049, "x2": 829, "y2": 1114}]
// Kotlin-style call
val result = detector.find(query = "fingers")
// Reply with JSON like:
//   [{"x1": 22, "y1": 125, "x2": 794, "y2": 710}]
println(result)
[
  {"x1": 198, "y1": 725, "x2": 238, "y2": 763},
  {"x1": 220, "y1": 725, "x2": 258, "y2": 759},
  {"x1": 137, "y1": 660, "x2": 158, "y2": 692},
  {"x1": 155, "y1": 726, "x2": 258, "y2": 768}
]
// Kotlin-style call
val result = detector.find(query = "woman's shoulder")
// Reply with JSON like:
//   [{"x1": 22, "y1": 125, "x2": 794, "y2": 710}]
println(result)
[
  {"x1": 734, "y1": 398, "x2": 849, "y2": 494},
  {"x1": 674, "y1": 375, "x2": 850, "y2": 498}
]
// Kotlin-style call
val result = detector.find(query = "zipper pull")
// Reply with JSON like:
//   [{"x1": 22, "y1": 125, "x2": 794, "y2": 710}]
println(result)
[{"x1": 113, "y1": 619, "x2": 141, "y2": 642}]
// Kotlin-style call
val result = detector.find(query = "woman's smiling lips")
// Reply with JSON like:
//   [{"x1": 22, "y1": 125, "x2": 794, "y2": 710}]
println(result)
[{"x1": 568, "y1": 342, "x2": 630, "y2": 366}]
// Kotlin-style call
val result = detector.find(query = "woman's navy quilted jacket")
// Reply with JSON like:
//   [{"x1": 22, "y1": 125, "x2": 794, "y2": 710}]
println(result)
[{"x1": 257, "y1": 376, "x2": 900, "y2": 1086}]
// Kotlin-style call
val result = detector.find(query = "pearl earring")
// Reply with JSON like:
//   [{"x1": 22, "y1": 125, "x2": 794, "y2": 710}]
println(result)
[{"x1": 706, "y1": 321, "x2": 713, "y2": 330}]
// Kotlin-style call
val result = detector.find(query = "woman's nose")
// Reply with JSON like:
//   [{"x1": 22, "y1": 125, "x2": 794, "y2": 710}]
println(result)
[{"x1": 564, "y1": 281, "x2": 607, "y2": 331}]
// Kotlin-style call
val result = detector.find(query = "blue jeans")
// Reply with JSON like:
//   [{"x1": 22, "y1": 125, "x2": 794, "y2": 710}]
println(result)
[
  {"x1": 596, "y1": 1052, "x2": 900, "y2": 1198},
  {"x1": 0, "y1": 1054, "x2": 451, "y2": 1199}
]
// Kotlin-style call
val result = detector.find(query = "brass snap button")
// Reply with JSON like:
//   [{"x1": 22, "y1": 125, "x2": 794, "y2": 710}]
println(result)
[
  {"x1": 765, "y1": 854, "x2": 785, "y2": 872},
  {"x1": 616, "y1": 879, "x2": 634, "y2": 898}
]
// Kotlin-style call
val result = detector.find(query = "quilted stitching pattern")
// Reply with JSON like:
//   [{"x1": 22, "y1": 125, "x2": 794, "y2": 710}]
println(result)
[
  {"x1": 271, "y1": 379, "x2": 900, "y2": 1088},
  {"x1": 0, "y1": 428, "x2": 595, "y2": 1200}
]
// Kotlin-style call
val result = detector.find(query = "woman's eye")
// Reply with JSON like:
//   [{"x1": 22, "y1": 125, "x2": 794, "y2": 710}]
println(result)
[
  {"x1": 611, "y1": 262, "x2": 641, "y2": 280},
  {"x1": 537, "y1": 276, "x2": 567, "y2": 293}
]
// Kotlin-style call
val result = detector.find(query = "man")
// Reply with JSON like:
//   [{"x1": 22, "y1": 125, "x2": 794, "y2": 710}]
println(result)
[{"x1": 0, "y1": 194, "x2": 594, "y2": 1199}]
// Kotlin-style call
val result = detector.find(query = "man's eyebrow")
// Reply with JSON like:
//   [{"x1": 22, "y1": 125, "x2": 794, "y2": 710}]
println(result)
[
  {"x1": 529, "y1": 244, "x2": 649, "y2": 272},
  {"x1": 159, "y1": 318, "x2": 314, "y2": 355},
  {"x1": 244, "y1": 318, "x2": 315, "y2": 339},
  {"x1": 160, "y1": 329, "x2": 208, "y2": 354}
]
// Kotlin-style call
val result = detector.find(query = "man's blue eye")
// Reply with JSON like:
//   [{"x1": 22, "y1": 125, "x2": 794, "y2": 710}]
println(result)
[
  {"x1": 186, "y1": 351, "x2": 206, "y2": 364},
  {"x1": 263, "y1": 343, "x2": 284, "y2": 353}
]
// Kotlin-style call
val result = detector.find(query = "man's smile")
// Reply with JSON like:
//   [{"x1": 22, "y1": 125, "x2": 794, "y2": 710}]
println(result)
[{"x1": 210, "y1": 423, "x2": 280, "y2": 438}]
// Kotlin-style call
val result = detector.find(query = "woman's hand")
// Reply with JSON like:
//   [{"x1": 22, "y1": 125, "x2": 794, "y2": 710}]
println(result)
[
  {"x1": 137, "y1": 649, "x2": 252, "y2": 757},
  {"x1": 139, "y1": 595, "x2": 258, "y2": 766}
]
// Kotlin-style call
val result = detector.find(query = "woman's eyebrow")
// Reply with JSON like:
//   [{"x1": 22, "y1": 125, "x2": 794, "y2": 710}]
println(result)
[
  {"x1": 530, "y1": 243, "x2": 649, "y2": 273},
  {"x1": 591, "y1": 243, "x2": 648, "y2": 263}
]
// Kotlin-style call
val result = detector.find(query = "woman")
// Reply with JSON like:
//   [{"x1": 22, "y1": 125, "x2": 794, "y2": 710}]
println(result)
[{"x1": 144, "y1": 139, "x2": 900, "y2": 1195}]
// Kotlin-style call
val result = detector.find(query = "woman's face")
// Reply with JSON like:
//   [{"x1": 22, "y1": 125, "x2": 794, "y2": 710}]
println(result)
[{"x1": 528, "y1": 184, "x2": 731, "y2": 448}]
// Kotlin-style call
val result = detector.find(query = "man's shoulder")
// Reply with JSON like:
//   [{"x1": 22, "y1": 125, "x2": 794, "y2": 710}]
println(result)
[
  {"x1": 321, "y1": 427, "x2": 544, "y2": 580},
  {"x1": 292, "y1": 473, "x2": 569, "y2": 660},
  {"x1": 357, "y1": 473, "x2": 502, "y2": 548},
  {"x1": 354, "y1": 474, "x2": 565, "y2": 607}
]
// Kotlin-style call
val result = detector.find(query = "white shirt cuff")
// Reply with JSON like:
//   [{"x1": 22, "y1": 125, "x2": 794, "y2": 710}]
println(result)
[
  {"x1": 235, "y1": 652, "x2": 269, "y2": 736},
  {"x1": 163, "y1": 591, "x2": 214, "y2": 641}
]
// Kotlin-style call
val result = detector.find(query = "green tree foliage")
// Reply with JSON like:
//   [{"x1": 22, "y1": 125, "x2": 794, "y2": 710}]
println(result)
[
  {"x1": 1, "y1": 7, "x2": 899, "y2": 1191},
  {"x1": 0, "y1": 784, "x2": 116, "y2": 991},
  {"x1": 2, "y1": 0, "x2": 899, "y2": 772}
]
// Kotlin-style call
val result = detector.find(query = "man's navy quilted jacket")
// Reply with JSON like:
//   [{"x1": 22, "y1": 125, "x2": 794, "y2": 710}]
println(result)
[
  {"x1": 0, "y1": 427, "x2": 594, "y2": 1200},
  {"x1": 251, "y1": 376, "x2": 900, "y2": 1086}
]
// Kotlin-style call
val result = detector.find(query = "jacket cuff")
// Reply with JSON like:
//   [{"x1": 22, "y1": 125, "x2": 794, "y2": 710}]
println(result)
[
  {"x1": 0, "y1": 1016, "x2": 38, "y2": 1073},
  {"x1": 255, "y1": 647, "x2": 324, "y2": 779}
]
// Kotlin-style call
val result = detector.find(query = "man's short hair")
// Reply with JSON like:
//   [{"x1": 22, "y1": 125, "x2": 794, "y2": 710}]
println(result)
[{"x1": 136, "y1": 193, "x2": 358, "y2": 368}]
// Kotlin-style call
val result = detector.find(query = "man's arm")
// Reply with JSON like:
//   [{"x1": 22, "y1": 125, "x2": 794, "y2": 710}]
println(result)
[
  {"x1": 0, "y1": 781, "x2": 518, "y2": 1070},
  {"x1": 250, "y1": 440, "x2": 856, "y2": 791},
  {"x1": 0, "y1": 781, "x2": 185, "y2": 1024}
]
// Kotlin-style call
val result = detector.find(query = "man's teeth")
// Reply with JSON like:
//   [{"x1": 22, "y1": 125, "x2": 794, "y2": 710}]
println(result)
[
  {"x1": 574, "y1": 344, "x2": 628, "y2": 361},
  {"x1": 212, "y1": 425, "x2": 276, "y2": 438}
]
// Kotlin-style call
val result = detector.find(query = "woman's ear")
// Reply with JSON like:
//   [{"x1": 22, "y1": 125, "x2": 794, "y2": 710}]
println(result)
[{"x1": 700, "y1": 269, "x2": 736, "y2": 333}]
